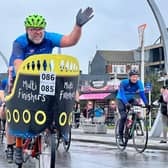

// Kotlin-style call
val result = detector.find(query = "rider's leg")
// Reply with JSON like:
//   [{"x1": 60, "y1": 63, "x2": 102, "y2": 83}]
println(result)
[
  {"x1": 0, "y1": 104, "x2": 6, "y2": 120},
  {"x1": 15, "y1": 137, "x2": 23, "y2": 165},
  {"x1": 117, "y1": 100, "x2": 127, "y2": 139},
  {"x1": 5, "y1": 122, "x2": 15, "y2": 163}
]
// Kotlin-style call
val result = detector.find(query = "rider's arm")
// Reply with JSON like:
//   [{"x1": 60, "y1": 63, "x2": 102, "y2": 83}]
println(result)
[
  {"x1": 117, "y1": 81, "x2": 128, "y2": 104},
  {"x1": 14, "y1": 59, "x2": 23, "y2": 72},
  {"x1": 60, "y1": 25, "x2": 81, "y2": 47},
  {"x1": 60, "y1": 7, "x2": 94, "y2": 47},
  {"x1": 138, "y1": 80, "x2": 148, "y2": 104},
  {"x1": 0, "y1": 90, "x2": 5, "y2": 102},
  {"x1": 9, "y1": 41, "x2": 25, "y2": 72}
]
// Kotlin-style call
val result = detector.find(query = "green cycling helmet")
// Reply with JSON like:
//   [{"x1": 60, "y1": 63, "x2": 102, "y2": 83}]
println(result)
[{"x1": 24, "y1": 14, "x2": 47, "y2": 28}]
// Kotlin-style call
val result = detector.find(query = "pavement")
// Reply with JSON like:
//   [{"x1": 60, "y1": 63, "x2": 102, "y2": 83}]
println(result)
[{"x1": 71, "y1": 126, "x2": 168, "y2": 151}]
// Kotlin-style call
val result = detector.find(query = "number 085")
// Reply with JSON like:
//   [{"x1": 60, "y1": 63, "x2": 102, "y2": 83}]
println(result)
[{"x1": 40, "y1": 85, "x2": 54, "y2": 92}]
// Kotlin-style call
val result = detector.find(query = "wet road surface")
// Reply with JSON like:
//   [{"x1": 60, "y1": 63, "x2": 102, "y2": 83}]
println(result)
[{"x1": 0, "y1": 141, "x2": 168, "y2": 168}]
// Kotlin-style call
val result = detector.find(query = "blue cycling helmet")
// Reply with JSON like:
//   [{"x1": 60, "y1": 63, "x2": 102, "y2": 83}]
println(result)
[{"x1": 128, "y1": 69, "x2": 139, "y2": 76}]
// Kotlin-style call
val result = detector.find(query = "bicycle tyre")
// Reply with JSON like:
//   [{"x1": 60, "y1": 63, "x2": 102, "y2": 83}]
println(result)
[
  {"x1": 132, "y1": 118, "x2": 148, "y2": 153},
  {"x1": 63, "y1": 128, "x2": 71, "y2": 152},
  {"x1": 17, "y1": 164, "x2": 22, "y2": 168},
  {"x1": 50, "y1": 133, "x2": 56, "y2": 168},
  {"x1": 115, "y1": 119, "x2": 128, "y2": 151},
  {"x1": 38, "y1": 132, "x2": 56, "y2": 168},
  {"x1": 55, "y1": 131, "x2": 60, "y2": 150}
]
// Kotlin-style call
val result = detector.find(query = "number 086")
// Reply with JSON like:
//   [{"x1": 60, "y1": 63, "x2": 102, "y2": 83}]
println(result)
[{"x1": 41, "y1": 73, "x2": 55, "y2": 81}]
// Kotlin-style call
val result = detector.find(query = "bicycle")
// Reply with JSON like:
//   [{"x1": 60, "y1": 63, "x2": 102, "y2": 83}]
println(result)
[
  {"x1": 5, "y1": 54, "x2": 79, "y2": 168},
  {"x1": 115, "y1": 104, "x2": 150, "y2": 153}
]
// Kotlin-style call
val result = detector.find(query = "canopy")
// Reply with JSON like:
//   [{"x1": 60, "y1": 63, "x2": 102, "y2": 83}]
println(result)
[{"x1": 79, "y1": 93, "x2": 111, "y2": 100}]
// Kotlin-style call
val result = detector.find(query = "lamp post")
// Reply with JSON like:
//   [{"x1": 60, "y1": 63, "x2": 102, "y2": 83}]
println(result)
[
  {"x1": 138, "y1": 24, "x2": 147, "y2": 85},
  {"x1": 147, "y1": 0, "x2": 168, "y2": 137},
  {"x1": 147, "y1": 0, "x2": 168, "y2": 74}
]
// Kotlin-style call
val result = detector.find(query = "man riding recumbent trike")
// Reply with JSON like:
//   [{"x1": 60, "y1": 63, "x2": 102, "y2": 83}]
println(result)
[{"x1": 5, "y1": 54, "x2": 79, "y2": 168}]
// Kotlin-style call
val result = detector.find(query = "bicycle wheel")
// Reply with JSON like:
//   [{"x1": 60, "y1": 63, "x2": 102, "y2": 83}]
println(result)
[
  {"x1": 37, "y1": 132, "x2": 56, "y2": 168},
  {"x1": 63, "y1": 128, "x2": 71, "y2": 152},
  {"x1": 133, "y1": 118, "x2": 148, "y2": 153},
  {"x1": 55, "y1": 131, "x2": 60, "y2": 150},
  {"x1": 115, "y1": 119, "x2": 128, "y2": 151}
]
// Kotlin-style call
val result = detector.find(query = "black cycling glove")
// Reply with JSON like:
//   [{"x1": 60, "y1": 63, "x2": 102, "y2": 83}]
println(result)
[
  {"x1": 125, "y1": 103, "x2": 131, "y2": 111},
  {"x1": 76, "y1": 7, "x2": 94, "y2": 27},
  {"x1": 145, "y1": 104, "x2": 151, "y2": 115}
]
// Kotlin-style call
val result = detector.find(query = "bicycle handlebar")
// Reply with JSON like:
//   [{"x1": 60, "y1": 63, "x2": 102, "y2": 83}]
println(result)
[{"x1": 128, "y1": 104, "x2": 151, "y2": 116}]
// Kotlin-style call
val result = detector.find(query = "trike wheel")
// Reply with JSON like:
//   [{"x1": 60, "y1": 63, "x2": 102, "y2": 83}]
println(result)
[
  {"x1": 37, "y1": 132, "x2": 56, "y2": 168},
  {"x1": 63, "y1": 128, "x2": 71, "y2": 152}
]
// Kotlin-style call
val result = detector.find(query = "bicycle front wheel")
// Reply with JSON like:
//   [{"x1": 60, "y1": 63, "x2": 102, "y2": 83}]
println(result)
[
  {"x1": 133, "y1": 118, "x2": 148, "y2": 153},
  {"x1": 37, "y1": 132, "x2": 56, "y2": 168},
  {"x1": 115, "y1": 119, "x2": 128, "y2": 151}
]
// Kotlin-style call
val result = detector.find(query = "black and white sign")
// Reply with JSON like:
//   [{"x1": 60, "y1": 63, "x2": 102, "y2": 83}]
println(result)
[{"x1": 39, "y1": 72, "x2": 56, "y2": 95}]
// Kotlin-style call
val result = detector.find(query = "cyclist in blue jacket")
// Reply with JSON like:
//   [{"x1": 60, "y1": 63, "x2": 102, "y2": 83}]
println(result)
[
  {"x1": 116, "y1": 69, "x2": 150, "y2": 146},
  {"x1": 7, "y1": 7, "x2": 94, "y2": 163}
]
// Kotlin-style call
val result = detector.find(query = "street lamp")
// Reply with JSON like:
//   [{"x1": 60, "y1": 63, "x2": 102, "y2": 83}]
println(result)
[{"x1": 138, "y1": 24, "x2": 147, "y2": 85}]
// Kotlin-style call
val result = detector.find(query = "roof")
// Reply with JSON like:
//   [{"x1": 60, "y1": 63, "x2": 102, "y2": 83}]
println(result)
[{"x1": 95, "y1": 50, "x2": 135, "y2": 63}]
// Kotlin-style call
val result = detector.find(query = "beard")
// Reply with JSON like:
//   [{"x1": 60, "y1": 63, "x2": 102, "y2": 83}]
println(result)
[{"x1": 28, "y1": 33, "x2": 44, "y2": 44}]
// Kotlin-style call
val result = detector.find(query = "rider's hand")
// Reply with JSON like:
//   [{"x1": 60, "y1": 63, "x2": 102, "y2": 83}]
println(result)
[
  {"x1": 125, "y1": 103, "x2": 131, "y2": 111},
  {"x1": 145, "y1": 104, "x2": 151, "y2": 115},
  {"x1": 76, "y1": 7, "x2": 94, "y2": 27}
]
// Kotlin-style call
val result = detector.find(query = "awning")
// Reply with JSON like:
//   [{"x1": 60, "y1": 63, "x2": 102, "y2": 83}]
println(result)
[{"x1": 79, "y1": 93, "x2": 111, "y2": 100}]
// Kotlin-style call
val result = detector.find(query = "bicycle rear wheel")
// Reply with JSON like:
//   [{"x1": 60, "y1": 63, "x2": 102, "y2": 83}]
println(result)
[
  {"x1": 115, "y1": 119, "x2": 128, "y2": 151},
  {"x1": 133, "y1": 118, "x2": 148, "y2": 153},
  {"x1": 37, "y1": 132, "x2": 56, "y2": 168}
]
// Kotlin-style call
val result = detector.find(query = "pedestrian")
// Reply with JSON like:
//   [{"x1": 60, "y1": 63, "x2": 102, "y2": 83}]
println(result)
[
  {"x1": 159, "y1": 82, "x2": 168, "y2": 143},
  {"x1": 105, "y1": 100, "x2": 116, "y2": 126},
  {"x1": 6, "y1": 7, "x2": 94, "y2": 163},
  {"x1": 72, "y1": 101, "x2": 80, "y2": 128},
  {"x1": 82, "y1": 101, "x2": 94, "y2": 119}
]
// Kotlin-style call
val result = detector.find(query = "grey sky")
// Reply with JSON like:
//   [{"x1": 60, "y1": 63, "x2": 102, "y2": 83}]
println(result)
[{"x1": 0, "y1": 0, "x2": 167, "y2": 73}]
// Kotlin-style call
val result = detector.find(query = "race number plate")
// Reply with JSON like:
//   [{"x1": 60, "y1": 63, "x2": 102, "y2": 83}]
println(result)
[{"x1": 39, "y1": 72, "x2": 56, "y2": 95}]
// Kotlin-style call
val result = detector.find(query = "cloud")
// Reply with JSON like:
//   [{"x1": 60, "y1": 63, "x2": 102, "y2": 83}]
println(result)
[{"x1": 0, "y1": 0, "x2": 167, "y2": 73}]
